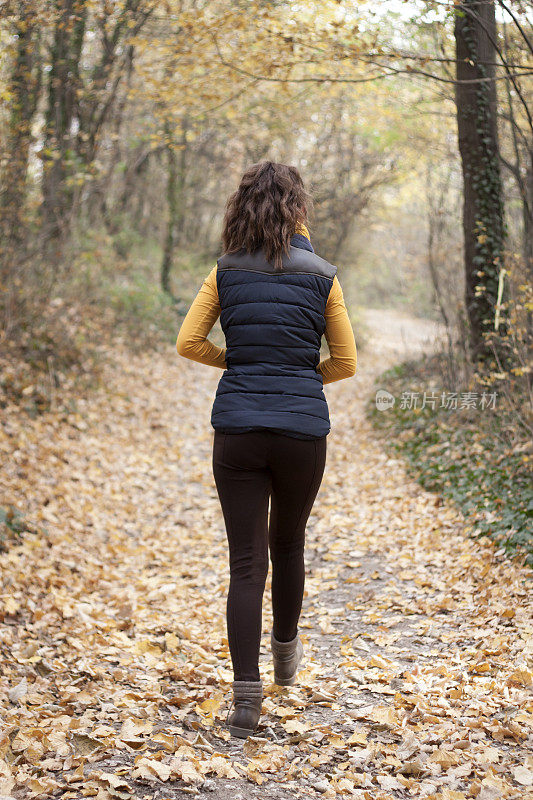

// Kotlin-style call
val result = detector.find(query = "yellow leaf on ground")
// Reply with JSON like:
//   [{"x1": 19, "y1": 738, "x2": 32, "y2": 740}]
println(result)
[
  {"x1": 132, "y1": 757, "x2": 171, "y2": 782},
  {"x1": 282, "y1": 718, "x2": 308, "y2": 734},
  {"x1": 513, "y1": 765, "x2": 533, "y2": 786},
  {"x1": 347, "y1": 729, "x2": 368, "y2": 745}
]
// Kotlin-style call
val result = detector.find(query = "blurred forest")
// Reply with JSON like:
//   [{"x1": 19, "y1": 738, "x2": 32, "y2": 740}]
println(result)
[
  {"x1": 0, "y1": 0, "x2": 531, "y2": 416},
  {"x1": 1, "y1": 7, "x2": 533, "y2": 793}
]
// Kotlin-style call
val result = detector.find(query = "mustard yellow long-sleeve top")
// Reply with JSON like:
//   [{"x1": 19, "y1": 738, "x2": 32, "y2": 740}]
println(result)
[{"x1": 176, "y1": 228, "x2": 357, "y2": 385}]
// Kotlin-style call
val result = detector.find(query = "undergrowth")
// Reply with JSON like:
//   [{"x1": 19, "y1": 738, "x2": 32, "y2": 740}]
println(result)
[
  {"x1": 0, "y1": 229, "x2": 215, "y2": 415},
  {"x1": 368, "y1": 354, "x2": 533, "y2": 569}
]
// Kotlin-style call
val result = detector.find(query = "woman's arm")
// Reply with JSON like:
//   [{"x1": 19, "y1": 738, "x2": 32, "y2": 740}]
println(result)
[
  {"x1": 317, "y1": 275, "x2": 357, "y2": 384},
  {"x1": 176, "y1": 266, "x2": 227, "y2": 368}
]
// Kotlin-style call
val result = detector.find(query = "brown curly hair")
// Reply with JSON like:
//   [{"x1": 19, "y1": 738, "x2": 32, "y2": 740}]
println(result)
[{"x1": 221, "y1": 161, "x2": 312, "y2": 272}]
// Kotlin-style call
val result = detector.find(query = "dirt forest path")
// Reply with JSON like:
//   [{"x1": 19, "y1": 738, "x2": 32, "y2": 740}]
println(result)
[{"x1": 1, "y1": 310, "x2": 532, "y2": 800}]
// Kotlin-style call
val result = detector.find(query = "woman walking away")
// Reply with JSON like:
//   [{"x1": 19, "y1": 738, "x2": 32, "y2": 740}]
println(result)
[{"x1": 176, "y1": 161, "x2": 357, "y2": 739}]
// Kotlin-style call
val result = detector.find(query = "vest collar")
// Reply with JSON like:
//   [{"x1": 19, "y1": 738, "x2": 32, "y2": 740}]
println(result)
[{"x1": 291, "y1": 223, "x2": 314, "y2": 253}]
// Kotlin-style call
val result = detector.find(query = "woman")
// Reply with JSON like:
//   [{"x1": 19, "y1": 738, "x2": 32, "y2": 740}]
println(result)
[{"x1": 176, "y1": 161, "x2": 357, "y2": 739}]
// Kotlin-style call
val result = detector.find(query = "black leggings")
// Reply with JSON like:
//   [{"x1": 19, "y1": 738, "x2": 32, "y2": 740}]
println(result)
[{"x1": 212, "y1": 429, "x2": 327, "y2": 682}]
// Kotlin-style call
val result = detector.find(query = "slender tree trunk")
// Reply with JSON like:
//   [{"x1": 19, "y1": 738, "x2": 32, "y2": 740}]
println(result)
[
  {"x1": 425, "y1": 165, "x2": 457, "y2": 386},
  {"x1": 0, "y1": 4, "x2": 40, "y2": 237},
  {"x1": 525, "y1": 148, "x2": 533, "y2": 280},
  {"x1": 41, "y1": 0, "x2": 87, "y2": 245},
  {"x1": 0, "y1": 2, "x2": 41, "y2": 335},
  {"x1": 161, "y1": 119, "x2": 187, "y2": 299},
  {"x1": 524, "y1": 147, "x2": 533, "y2": 347},
  {"x1": 454, "y1": 0, "x2": 507, "y2": 361}
]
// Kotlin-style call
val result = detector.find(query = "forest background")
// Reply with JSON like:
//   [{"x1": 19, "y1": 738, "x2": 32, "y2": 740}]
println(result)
[{"x1": 0, "y1": 0, "x2": 532, "y2": 563}]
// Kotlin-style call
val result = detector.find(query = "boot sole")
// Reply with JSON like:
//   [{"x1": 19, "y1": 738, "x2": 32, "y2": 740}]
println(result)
[
  {"x1": 228, "y1": 723, "x2": 257, "y2": 738},
  {"x1": 274, "y1": 675, "x2": 296, "y2": 686}
]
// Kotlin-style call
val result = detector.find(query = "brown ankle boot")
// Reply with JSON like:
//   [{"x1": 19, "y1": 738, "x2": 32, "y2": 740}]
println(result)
[
  {"x1": 226, "y1": 680, "x2": 263, "y2": 738},
  {"x1": 271, "y1": 629, "x2": 304, "y2": 686}
]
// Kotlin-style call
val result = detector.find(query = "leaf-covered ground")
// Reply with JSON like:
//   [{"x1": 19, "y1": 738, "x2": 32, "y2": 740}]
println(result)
[{"x1": 1, "y1": 310, "x2": 532, "y2": 800}]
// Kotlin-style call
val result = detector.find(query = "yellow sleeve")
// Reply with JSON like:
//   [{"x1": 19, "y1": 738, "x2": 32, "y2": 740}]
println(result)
[
  {"x1": 317, "y1": 275, "x2": 357, "y2": 385},
  {"x1": 176, "y1": 266, "x2": 227, "y2": 369}
]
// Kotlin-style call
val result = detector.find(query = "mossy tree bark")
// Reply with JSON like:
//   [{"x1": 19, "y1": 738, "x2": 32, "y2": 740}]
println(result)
[
  {"x1": 454, "y1": 0, "x2": 507, "y2": 361},
  {"x1": 0, "y1": 2, "x2": 42, "y2": 335}
]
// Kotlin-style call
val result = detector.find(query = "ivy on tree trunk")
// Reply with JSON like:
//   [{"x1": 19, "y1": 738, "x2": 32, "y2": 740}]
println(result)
[{"x1": 454, "y1": 0, "x2": 507, "y2": 361}]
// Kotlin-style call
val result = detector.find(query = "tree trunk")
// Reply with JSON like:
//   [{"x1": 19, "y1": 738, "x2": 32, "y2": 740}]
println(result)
[
  {"x1": 524, "y1": 147, "x2": 533, "y2": 281},
  {"x1": 41, "y1": 0, "x2": 87, "y2": 246},
  {"x1": 161, "y1": 119, "x2": 187, "y2": 299},
  {"x1": 0, "y1": 4, "x2": 40, "y2": 238},
  {"x1": 454, "y1": 0, "x2": 507, "y2": 361},
  {"x1": 0, "y1": 2, "x2": 42, "y2": 334}
]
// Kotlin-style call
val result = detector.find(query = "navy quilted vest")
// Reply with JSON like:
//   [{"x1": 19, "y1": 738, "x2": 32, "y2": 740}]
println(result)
[{"x1": 210, "y1": 241, "x2": 337, "y2": 439}]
